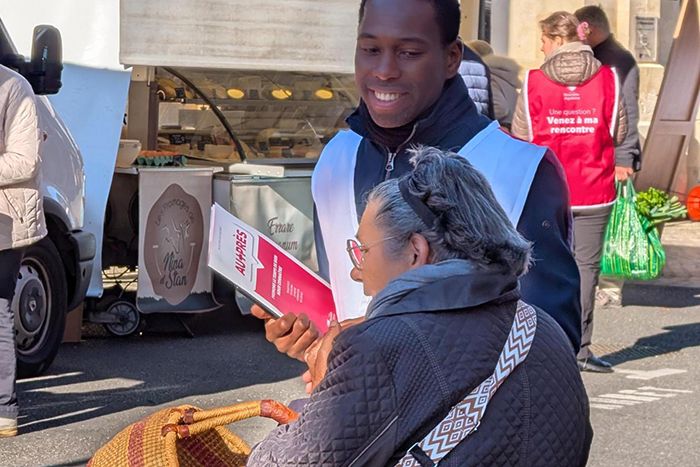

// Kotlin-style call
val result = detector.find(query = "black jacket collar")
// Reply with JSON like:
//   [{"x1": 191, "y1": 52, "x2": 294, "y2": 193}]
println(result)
[
  {"x1": 346, "y1": 76, "x2": 491, "y2": 150},
  {"x1": 592, "y1": 34, "x2": 637, "y2": 83},
  {"x1": 368, "y1": 260, "x2": 520, "y2": 319}
]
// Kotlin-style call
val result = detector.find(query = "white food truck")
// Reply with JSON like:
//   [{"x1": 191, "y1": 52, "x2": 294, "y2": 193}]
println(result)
[
  {"x1": 0, "y1": 18, "x2": 95, "y2": 376},
  {"x1": 3, "y1": 0, "x2": 360, "y2": 375}
]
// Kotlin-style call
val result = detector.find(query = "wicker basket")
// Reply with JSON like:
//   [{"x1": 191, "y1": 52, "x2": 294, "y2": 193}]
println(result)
[{"x1": 89, "y1": 400, "x2": 297, "y2": 467}]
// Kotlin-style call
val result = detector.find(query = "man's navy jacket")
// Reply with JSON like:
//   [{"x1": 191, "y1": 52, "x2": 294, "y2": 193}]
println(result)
[{"x1": 314, "y1": 76, "x2": 582, "y2": 351}]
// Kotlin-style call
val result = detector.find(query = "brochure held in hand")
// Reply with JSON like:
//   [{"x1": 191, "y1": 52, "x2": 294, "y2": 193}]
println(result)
[{"x1": 208, "y1": 203, "x2": 336, "y2": 333}]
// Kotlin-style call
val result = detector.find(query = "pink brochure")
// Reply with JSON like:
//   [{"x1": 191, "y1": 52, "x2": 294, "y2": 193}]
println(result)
[{"x1": 208, "y1": 203, "x2": 336, "y2": 333}]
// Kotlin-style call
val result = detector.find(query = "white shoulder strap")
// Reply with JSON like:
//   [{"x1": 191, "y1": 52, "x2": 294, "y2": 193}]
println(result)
[
  {"x1": 458, "y1": 121, "x2": 545, "y2": 227},
  {"x1": 522, "y1": 70, "x2": 535, "y2": 142},
  {"x1": 398, "y1": 302, "x2": 538, "y2": 467},
  {"x1": 609, "y1": 67, "x2": 620, "y2": 138},
  {"x1": 312, "y1": 130, "x2": 370, "y2": 320}
]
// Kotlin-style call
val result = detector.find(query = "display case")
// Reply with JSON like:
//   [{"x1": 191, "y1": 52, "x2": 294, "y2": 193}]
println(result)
[{"x1": 153, "y1": 67, "x2": 358, "y2": 165}]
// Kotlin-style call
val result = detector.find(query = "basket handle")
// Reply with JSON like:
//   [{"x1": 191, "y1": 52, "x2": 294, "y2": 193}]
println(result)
[{"x1": 162, "y1": 400, "x2": 298, "y2": 439}]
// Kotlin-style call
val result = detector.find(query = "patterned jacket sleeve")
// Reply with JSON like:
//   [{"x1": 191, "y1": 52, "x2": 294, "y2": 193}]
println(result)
[
  {"x1": 0, "y1": 74, "x2": 40, "y2": 187},
  {"x1": 247, "y1": 327, "x2": 399, "y2": 466},
  {"x1": 460, "y1": 47, "x2": 494, "y2": 119},
  {"x1": 613, "y1": 77, "x2": 628, "y2": 147}
]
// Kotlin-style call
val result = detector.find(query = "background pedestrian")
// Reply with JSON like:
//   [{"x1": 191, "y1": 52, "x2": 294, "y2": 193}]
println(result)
[
  {"x1": 459, "y1": 44, "x2": 495, "y2": 119},
  {"x1": 0, "y1": 63, "x2": 46, "y2": 437},
  {"x1": 576, "y1": 4, "x2": 641, "y2": 177},
  {"x1": 468, "y1": 39, "x2": 522, "y2": 128},
  {"x1": 511, "y1": 11, "x2": 628, "y2": 373}
]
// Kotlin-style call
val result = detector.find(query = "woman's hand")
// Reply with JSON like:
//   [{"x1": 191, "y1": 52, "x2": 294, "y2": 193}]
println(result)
[
  {"x1": 250, "y1": 305, "x2": 319, "y2": 361},
  {"x1": 303, "y1": 321, "x2": 341, "y2": 394},
  {"x1": 302, "y1": 317, "x2": 366, "y2": 394}
]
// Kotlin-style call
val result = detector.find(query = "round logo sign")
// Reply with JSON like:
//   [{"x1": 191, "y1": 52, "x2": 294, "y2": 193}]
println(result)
[{"x1": 144, "y1": 184, "x2": 204, "y2": 305}]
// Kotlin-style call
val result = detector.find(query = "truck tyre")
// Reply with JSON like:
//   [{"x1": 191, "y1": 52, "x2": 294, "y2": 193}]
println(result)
[{"x1": 13, "y1": 237, "x2": 68, "y2": 378}]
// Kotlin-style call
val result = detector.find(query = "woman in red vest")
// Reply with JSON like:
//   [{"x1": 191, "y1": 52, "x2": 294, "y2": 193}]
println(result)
[{"x1": 511, "y1": 11, "x2": 628, "y2": 373}]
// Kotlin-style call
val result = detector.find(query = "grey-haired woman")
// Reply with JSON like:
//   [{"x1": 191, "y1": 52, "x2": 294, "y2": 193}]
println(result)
[{"x1": 248, "y1": 147, "x2": 591, "y2": 466}]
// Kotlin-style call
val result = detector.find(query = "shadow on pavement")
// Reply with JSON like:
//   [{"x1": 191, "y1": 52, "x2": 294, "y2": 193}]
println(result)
[
  {"x1": 601, "y1": 322, "x2": 700, "y2": 365},
  {"x1": 621, "y1": 283, "x2": 700, "y2": 308},
  {"x1": 16, "y1": 306, "x2": 305, "y2": 435},
  {"x1": 47, "y1": 460, "x2": 91, "y2": 467}
]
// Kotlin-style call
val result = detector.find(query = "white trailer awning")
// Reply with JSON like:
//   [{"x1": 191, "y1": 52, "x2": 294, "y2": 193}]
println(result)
[{"x1": 120, "y1": 0, "x2": 358, "y2": 74}]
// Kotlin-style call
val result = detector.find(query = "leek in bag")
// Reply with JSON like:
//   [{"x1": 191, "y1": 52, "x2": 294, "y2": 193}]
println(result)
[{"x1": 600, "y1": 179, "x2": 666, "y2": 280}]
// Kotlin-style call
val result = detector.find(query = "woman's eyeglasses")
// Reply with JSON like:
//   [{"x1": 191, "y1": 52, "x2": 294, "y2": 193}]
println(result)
[{"x1": 346, "y1": 236, "x2": 399, "y2": 270}]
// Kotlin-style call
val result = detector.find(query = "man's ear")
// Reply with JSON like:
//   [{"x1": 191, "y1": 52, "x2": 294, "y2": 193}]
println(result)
[
  {"x1": 409, "y1": 233, "x2": 431, "y2": 268},
  {"x1": 446, "y1": 39, "x2": 463, "y2": 78}
]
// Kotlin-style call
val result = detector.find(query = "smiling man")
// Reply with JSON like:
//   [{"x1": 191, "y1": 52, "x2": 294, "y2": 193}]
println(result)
[{"x1": 253, "y1": 0, "x2": 582, "y2": 359}]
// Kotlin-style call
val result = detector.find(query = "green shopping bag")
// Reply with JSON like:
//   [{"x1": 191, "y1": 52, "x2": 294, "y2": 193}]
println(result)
[{"x1": 600, "y1": 179, "x2": 666, "y2": 280}]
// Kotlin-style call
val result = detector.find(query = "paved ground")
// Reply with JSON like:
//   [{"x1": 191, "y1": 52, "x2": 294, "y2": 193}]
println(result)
[
  {"x1": 654, "y1": 220, "x2": 700, "y2": 288},
  {"x1": 584, "y1": 220, "x2": 700, "y2": 466},
  {"x1": 585, "y1": 284, "x2": 700, "y2": 467}
]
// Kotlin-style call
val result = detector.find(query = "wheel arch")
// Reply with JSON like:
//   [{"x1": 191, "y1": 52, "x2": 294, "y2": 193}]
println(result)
[{"x1": 42, "y1": 199, "x2": 78, "y2": 310}]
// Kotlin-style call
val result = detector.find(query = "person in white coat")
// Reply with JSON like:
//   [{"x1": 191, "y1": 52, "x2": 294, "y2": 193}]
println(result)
[{"x1": 0, "y1": 64, "x2": 46, "y2": 437}]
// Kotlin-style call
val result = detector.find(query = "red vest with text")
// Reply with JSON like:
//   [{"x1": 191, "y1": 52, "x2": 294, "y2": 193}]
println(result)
[{"x1": 525, "y1": 66, "x2": 618, "y2": 207}]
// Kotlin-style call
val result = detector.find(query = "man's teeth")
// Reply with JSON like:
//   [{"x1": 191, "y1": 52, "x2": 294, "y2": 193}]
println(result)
[{"x1": 374, "y1": 91, "x2": 400, "y2": 102}]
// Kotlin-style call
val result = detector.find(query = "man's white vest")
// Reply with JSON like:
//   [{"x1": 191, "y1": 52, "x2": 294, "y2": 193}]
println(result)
[{"x1": 312, "y1": 121, "x2": 546, "y2": 320}]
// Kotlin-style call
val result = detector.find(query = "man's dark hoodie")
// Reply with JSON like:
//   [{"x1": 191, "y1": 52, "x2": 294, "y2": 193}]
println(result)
[{"x1": 314, "y1": 76, "x2": 582, "y2": 351}]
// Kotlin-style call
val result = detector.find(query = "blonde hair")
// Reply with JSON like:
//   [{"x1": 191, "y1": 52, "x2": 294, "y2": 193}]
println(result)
[{"x1": 539, "y1": 11, "x2": 581, "y2": 43}]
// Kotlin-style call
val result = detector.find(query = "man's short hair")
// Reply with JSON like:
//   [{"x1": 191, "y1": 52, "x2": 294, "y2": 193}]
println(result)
[
  {"x1": 358, "y1": 0, "x2": 461, "y2": 46},
  {"x1": 574, "y1": 5, "x2": 611, "y2": 33}
]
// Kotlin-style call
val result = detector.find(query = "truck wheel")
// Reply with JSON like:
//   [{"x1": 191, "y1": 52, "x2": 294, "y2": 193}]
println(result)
[{"x1": 13, "y1": 237, "x2": 68, "y2": 378}]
